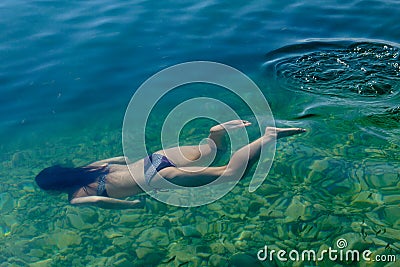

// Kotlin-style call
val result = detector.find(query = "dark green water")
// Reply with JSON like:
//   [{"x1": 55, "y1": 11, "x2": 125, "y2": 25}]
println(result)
[{"x1": 1, "y1": 0, "x2": 399, "y2": 266}]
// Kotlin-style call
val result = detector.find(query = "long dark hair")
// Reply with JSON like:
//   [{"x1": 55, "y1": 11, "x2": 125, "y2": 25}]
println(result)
[{"x1": 35, "y1": 165, "x2": 108, "y2": 192}]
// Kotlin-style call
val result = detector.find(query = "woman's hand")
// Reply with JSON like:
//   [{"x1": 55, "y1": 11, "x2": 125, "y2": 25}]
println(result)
[{"x1": 70, "y1": 196, "x2": 144, "y2": 209}]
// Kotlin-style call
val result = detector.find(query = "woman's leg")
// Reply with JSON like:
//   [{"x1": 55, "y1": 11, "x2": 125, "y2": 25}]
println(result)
[
  {"x1": 157, "y1": 127, "x2": 306, "y2": 188},
  {"x1": 155, "y1": 120, "x2": 251, "y2": 167}
]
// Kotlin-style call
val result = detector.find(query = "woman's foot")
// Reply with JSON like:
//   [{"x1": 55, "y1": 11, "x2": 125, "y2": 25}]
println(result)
[{"x1": 264, "y1": 127, "x2": 306, "y2": 139}]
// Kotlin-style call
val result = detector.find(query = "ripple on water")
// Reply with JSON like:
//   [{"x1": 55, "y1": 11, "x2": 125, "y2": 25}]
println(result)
[
  {"x1": 265, "y1": 40, "x2": 400, "y2": 98},
  {"x1": 365, "y1": 106, "x2": 400, "y2": 128}
]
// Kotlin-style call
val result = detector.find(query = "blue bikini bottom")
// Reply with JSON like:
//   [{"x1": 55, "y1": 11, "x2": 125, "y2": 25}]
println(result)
[
  {"x1": 144, "y1": 154, "x2": 176, "y2": 186},
  {"x1": 96, "y1": 165, "x2": 110, "y2": 197}
]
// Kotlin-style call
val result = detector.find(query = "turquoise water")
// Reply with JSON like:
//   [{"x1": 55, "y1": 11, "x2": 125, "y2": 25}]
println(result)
[{"x1": 1, "y1": 0, "x2": 399, "y2": 266}]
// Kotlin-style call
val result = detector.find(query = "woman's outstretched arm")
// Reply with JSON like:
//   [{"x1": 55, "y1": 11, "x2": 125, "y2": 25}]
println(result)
[{"x1": 70, "y1": 196, "x2": 143, "y2": 209}]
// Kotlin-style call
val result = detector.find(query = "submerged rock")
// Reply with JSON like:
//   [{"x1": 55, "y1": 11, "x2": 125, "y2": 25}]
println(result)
[
  {"x1": 195, "y1": 221, "x2": 209, "y2": 236},
  {"x1": 382, "y1": 205, "x2": 400, "y2": 225},
  {"x1": 104, "y1": 229, "x2": 123, "y2": 239},
  {"x1": 174, "y1": 250, "x2": 198, "y2": 264},
  {"x1": 247, "y1": 201, "x2": 264, "y2": 215},
  {"x1": 28, "y1": 248, "x2": 45, "y2": 258},
  {"x1": 208, "y1": 203, "x2": 223, "y2": 211},
  {"x1": 137, "y1": 227, "x2": 169, "y2": 247},
  {"x1": 49, "y1": 230, "x2": 82, "y2": 250},
  {"x1": 135, "y1": 247, "x2": 153, "y2": 259},
  {"x1": 209, "y1": 254, "x2": 228, "y2": 267},
  {"x1": 118, "y1": 214, "x2": 142, "y2": 225},
  {"x1": 112, "y1": 236, "x2": 132, "y2": 249},
  {"x1": 367, "y1": 172, "x2": 398, "y2": 188},
  {"x1": 229, "y1": 253, "x2": 263, "y2": 267},
  {"x1": 67, "y1": 213, "x2": 91, "y2": 230},
  {"x1": 236, "y1": 230, "x2": 252, "y2": 241},
  {"x1": 11, "y1": 151, "x2": 31, "y2": 167},
  {"x1": 106, "y1": 253, "x2": 132, "y2": 267},
  {"x1": 309, "y1": 159, "x2": 330, "y2": 172},
  {"x1": 113, "y1": 258, "x2": 131, "y2": 267},
  {"x1": 181, "y1": 225, "x2": 201, "y2": 238},
  {"x1": 29, "y1": 258, "x2": 53, "y2": 267},
  {"x1": 210, "y1": 242, "x2": 226, "y2": 254},
  {"x1": 195, "y1": 245, "x2": 211, "y2": 255},
  {"x1": 285, "y1": 196, "x2": 315, "y2": 222},
  {"x1": 351, "y1": 191, "x2": 383, "y2": 208},
  {"x1": 0, "y1": 193, "x2": 15, "y2": 214}
]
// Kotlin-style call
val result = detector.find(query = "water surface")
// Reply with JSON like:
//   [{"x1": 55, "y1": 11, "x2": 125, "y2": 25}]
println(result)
[{"x1": 1, "y1": 0, "x2": 399, "y2": 266}]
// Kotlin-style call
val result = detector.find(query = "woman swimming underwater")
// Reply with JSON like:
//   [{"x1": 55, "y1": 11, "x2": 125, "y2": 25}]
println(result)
[{"x1": 35, "y1": 120, "x2": 306, "y2": 209}]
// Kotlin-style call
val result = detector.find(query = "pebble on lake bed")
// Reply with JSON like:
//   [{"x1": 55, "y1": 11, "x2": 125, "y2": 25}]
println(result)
[
  {"x1": 209, "y1": 254, "x2": 228, "y2": 267},
  {"x1": 229, "y1": 253, "x2": 263, "y2": 267},
  {"x1": 49, "y1": 230, "x2": 82, "y2": 250},
  {"x1": 181, "y1": 225, "x2": 202, "y2": 238},
  {"x1": 137, "y1": 227, "x2": 169, "y2": 247}
]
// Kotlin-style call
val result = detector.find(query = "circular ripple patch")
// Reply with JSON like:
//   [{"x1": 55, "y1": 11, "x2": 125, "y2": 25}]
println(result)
[{"x1": 266, "y1": 41, "x2": 400, "y2": 97}]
